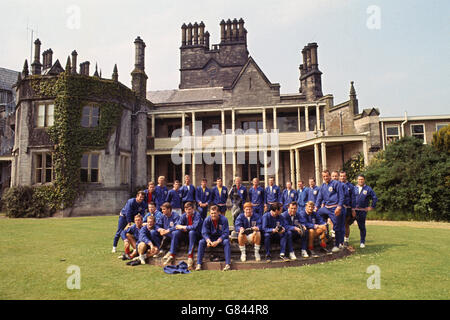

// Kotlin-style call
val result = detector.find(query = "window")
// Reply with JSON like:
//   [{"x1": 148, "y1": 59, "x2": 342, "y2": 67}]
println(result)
[
  {"x1": 242, "y1": 121, "x2": 263, "y2": 132},
  {"x1": 81, "y1": 106, "x2": 99, "y2": 128},
  {"x1": 81, "y1": 153, "x2": 100, "y2": 183},
  {"x1": 120, "y1": 155, "x2": 130, "y2": 184},
  {"x1": 34, "y1": 152, "x2": 53, "y2": 184},
  {"x1": 436, "y1": 123, "x2": 448, "y2": 132},
  {"x1": 386, "y1": 125, "x2": 400, "y2": 144},
  {"x1": 411, "y1": 124, "x2": 425, "y2": 143},
  {"x1": 36, "y1": 103, "x2": 54, "y2": 127}
]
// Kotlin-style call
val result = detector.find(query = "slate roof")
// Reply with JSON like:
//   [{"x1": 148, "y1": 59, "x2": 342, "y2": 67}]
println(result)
[
  {"x1": 0, "y1": 67, "x2": 19, "y2": 92},
  {"x1": 147, "y1": 87, "x2": 224, "y2": 104}
]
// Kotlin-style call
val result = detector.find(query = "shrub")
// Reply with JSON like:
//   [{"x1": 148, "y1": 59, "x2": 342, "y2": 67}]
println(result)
[{"x1": 3, "y1": 185, "x2": 59, "y2": 218}]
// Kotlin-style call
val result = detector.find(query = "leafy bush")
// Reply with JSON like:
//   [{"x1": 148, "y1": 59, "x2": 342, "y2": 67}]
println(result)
[
  {"x1": 363, "y1": 136, "x2": 450, "y2": 221},
  {"x1": 342, "y1": 152, "x2": 365, "y2": 184},
  {"x1": 432, "y1": 124, "x2": 449, "y2": 153},
  {"x1": 3, "y1": 185, "x2": 59, "y2": 218}
]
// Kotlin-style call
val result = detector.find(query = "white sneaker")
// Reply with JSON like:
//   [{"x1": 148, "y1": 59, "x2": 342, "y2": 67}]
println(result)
[
  {"x1": 330, "y1": 230, "x2": 335, "y2": 238},
  {"x1": 112, "y1": 247, "x2": 117, "y2": 253},
  {"x1": 331, "y1": 246, "x2": 340, "y2": 253},
  {"x1": 290, "y1": 252, "x2": 298, "y2": 260},
  {"x1": 301, "y1": 250, "x2": 309, "y2": 258},
  {"x1": 139, "y1": 254, "x2": 146, "y2": 265},
  {"x1": 187, "y1": 257, "x2": 194, "y2": 269},
  {"x1": 240, "y1": 253, "x2": 247, "y2": 262},
  {"x1": 360, "y1": 243, "x2": 365, "y2": 248}
]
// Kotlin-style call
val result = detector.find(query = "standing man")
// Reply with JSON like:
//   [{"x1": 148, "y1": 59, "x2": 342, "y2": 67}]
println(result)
[
  {"x1": 262, "y1": 202, "x2": 289, "y2": 262},
  {"x1": 296, "y1": 180, "x2": 308, "y2": 214},
  {"x1": 229, "y1": 176, "x2": 248, "y2": 211},
  {"x1": 172, "y1": 202, "x2": 203, "y2": 269},
  {"x1": 349, "y1": 174, "x2": 378, "y2": 248},
  {"x1": 281, "y1": 181, "x2": 297, "y2": 212},
  {"x1": 282, "y1": 202, "x2": 308, "y2": 259},
  {"x1": 300, "y1": 201, "x2": 329, "y2": 257},
  {"x1": 155, "y1": 176, "x2": 169, "y2": 211},
  {"x1": 196, "y1": 205, "x2": 231, "y2": 271},
  {"x1": 249, "y1": 177, "x2": 265, "y2": 216},
  {"x1": 180, "y1": 175, "x2": 196, "y2": 209},
  {"x1": 112, "y1": 191, "x2": 146, "y2": 253},
  {"x1": 235, "y1": 202, "x2": 262, "y2": 262},
  {"x1": 166, "y1": 180, "x2": 183, "y2": 215},
  {"x1": 315, "y1": 170, "x2": 344, "y2": 254},
  {"x1": 265, "y1": 177, "x2": 281, "y2": 209},
  {"x1": 155, "y1": 202, "x2": 181, "y2": 265},
  {"x1": 306, "y1": 178, "x2": 320, "y2": 204},
  {"x1": 339, "y1": 171, "x2": 355, "y2": 248},
  {"x1": 211, "y1": 177, "x2": 228, "y2": 214},
  {"x1": 195, "y1": 178, "x2": 211, "y2": 220}
]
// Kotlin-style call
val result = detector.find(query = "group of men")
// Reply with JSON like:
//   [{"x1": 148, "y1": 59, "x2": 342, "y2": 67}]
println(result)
[{"x1": 112, "y1": 170, "x2": 377, "y2": 271}]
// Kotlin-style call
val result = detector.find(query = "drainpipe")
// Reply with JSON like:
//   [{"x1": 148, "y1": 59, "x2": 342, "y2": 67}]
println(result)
[{"x1": 401, "y1": 111, "x2": 407, "y2": 138}]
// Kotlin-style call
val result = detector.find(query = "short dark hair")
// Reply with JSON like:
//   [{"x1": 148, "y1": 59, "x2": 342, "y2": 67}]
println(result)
[
  {"x1": 270, "y1": 202, "x2": 283, "y2": 212},
  {"x1": 201, "y1": 178, "x2": 207, "y2": 182},
  {"x1": 322, "y1": 170, "x2": 330, "y2": 175},
  {"x1": 147, "y1": 201, "x2": 156, "y2": 207},
  {"x1": 137, "y1": 190, "x2": 146, "y2": 197},
  {"x1": 161, "y1": 202, "x2": 172, "y2": 210},
  {"x1": 358, "y1": 174, "x2": 366, "y2": 179},
  {"x1": 288, "y1": 201, "x2": 298, "y2": 208},
  {"x1": 184, "y1": 202, "x2": 194, "y2": 209}
]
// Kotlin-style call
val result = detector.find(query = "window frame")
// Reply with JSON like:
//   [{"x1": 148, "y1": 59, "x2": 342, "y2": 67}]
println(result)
[
  {"x1": 81, "y1": 105, "x2": 100, "y2": 128},
  {"x1": 35, "y1": 102, "x2": 55, "y2": 128},
  {"x1": 33, "y1": 151, "x2": 54, "y2": 184},
  {"x1": 385, "y1": 124, "x2": 400, "y2": 145},
  {"x1": 410, "y1": 123, "x2": 426, "y2": 144},
  {"x1": 436, "y1": 123, "x2": 449, "y2": 132},
  {"x1": 80, "y1": 152, "x2": 101, "y2": 183}
]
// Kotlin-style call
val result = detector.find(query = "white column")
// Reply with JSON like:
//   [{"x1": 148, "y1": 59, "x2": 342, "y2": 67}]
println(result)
[
  {"x1": 151, "y1": 154, "x2": 155, "y2": 183},
  {"x1": 181, "y1": 112, "x2": 186, "y2": 179},
  {"x1": 298, "y1": 107, "x2": 301, "y2": 132},
  {"x1": 363, "y1": 139, "x2": 369, "y2": 167},
  {"x1": 316, "y1": 104, "x2": 321, "y2": 132},
  {"x1": 314, "y1": 143, "x2": 320, "y2": 184},
  {"x1": 232, "y1": 108, "x2": 236, "y2": 180},
  {"x1": 305, "y1": 106, "x2": 310, "y2": 131},
  {"x1": 295, "y1": 148, "x2": 300, "y2": 186},
  {"x1": 151, "y1": 114, "x2": 155, "y2": 137},
  {"x1": 221, "y1": 110, "x2": 225, "y2": 135},
  {"x1": 273, "y1": 107, "x2": 277, "y2": 130},
  {"x1": 274, "y1": 149, "x2": 279, "y2": 186},
  {"x1": 232, "y1": 151, "x2": 237, "y2": 181},
  {"x1": 222, "y1": 152, "x2": 226, "y2": 183},
  {"x1": 192, "y1": 152, "x2": 196, "y2": 186},
  {"x1": 191, "y1": 111, "x2": 196, "y2": 186},
  {"x1": 321, "y1": 142, "x2": 327, "y2": 172},
  {"x1": 221, "y1": 110, "x2": 226, "y2": 182},
  {"x1": 262, "y1": 108, "x2": 266, "y2": 131},
  {"x1": 290, "y1": 149, "x2": 295, "y2": 184},
  {"x1": 264, "y1": 150, "x2": 268, "y2": 187}
]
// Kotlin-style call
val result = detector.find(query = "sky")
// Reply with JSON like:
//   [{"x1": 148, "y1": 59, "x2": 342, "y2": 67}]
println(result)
[{"x1": 1, "y1": 0, "x2": 449, "y2": 117}]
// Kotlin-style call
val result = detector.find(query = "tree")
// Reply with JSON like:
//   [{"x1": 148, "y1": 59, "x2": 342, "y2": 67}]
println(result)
[{"x1": 432, "y1": 124, "x2": 450, "y2": 153}]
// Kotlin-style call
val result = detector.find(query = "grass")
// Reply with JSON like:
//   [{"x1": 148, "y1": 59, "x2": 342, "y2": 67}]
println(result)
[{"x1": 0, "y1": 215, "x2": 449, "y2": 300}]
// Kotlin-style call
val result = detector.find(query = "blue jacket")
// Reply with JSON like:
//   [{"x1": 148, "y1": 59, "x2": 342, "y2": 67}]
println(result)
[
  {"x1": 156, "y1": 212, "x2": 180, "y2": 233},
  {"x1": 229, "y1": 185, "x2": 248, "y2": 205},
  {"x1": 296, "y1": 188, "x2": 308, "y2": 208},
  {"x1": 177, "y1": 211, "x2": 203, "y2": 233},
  {"x1": 124, "y1": 223, "x2": 144, "y2": 242},
  {"x1": 306, "y1": 186, "x2": 320, "y2": 204},
  {"x1": 265, "y1": 185, "x2": 281, "y2": 204},
  {"x1": 281, "y1": 210, "x2": 304, "y2": 232},
  {"x1": 195, "y1": 186, "x2": 211, "y2": 205},
  {"x1": 154, "y1": 185, "x2": 168, "y2": 209},
  {"x1": 166, "y1": 188, "x2": 183, "y2": 209},
  {"x1": 142, "y1": 210, "x2": 163, "y2": 225},
  {"x1": 234, "y1": 213, "x2": 262, "y2": 231},
  {"x1": 353, "y1": 185, "x2": 378, "y2": 209},
  {"x1": 201, "y1": 214, "x2": 229, "y2": 241},
  {"x1": 341, "y1": 181, "x2": 356, "y2": 207},
  {"x1": 315, "y1": 180, "x2": 344, "y2": 208},
  {"x1": 262, "y1": 211, "x2": 287, "y2": 234},
  {"x1": 299, "y1": 209, "x2": 326, "y2": 229},
  {"x1": 211, "y1": 186, "x2": 228, "y2": 206},
  {"x1": 139, "y1": 224, "x2": 156, "y2": 245},
  {"x1": 249, "y1": 186, "x2": 265, "y2": 210},
  {"x1": 180, "y1": 184, "x2": 196, "y2": 203},
  {"x1": 121, "y1": 198, "x2": 147, "y2": 223},
  {"x1": 281, "y1": 189, "x2": 298, "y2": 210}
]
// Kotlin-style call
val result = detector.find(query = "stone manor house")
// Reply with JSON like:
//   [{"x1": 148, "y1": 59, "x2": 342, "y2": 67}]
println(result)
[{"x1": 2, "y1": 18, "x2": 448, "y2": 215}]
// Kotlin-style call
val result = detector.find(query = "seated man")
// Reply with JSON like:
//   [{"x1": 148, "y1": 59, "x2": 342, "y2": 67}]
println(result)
[
  {"x1": 153, "y1": 202, "x2": 180, "y2": 261},
  {"x1": 300, "y1": 201, "x2": 329, "y2": 257},
  {"x1": 142, "y1": 202, "x2": 163, "y2": 225},
  {"x1": 171, "y1": 202, "x2": 203, "y2": 269},
  {"x1": 196, "y1": 205, "x2": 231, "y2": 272},
  {"x1": 136, "y1": 215, "x2": 159, "y2": 265},
  {"x1": 281, "y1": 202, "x2": 307, "y2": 260},
  {"x1": 235, "y1": 202, "x2": 262, "y2": 262},
  {"x1": 262, "y1": 202, "x2": 289, "y2": 262},
  {"x1": 121, "y1": 214, "x2": 144, "y2": 260}
]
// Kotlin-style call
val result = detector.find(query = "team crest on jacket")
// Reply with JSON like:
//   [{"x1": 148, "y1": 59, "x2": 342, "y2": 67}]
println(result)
[
  {"x1": 240, "y1": 190, "x2": 244, "y2": 194},
  {"x1": 169, "y1": 221, "x2": 174, "y2": 227},
  {"x1": 206, "y1": 192, "x2": 209, "y2": 196},
  {"x1": 363, "y1": 190, "x2": 368, "y2": 195},
  {"x1": 313, "y1": 190, "x2": 318, "y2": 195},
  {"x1": 328, "y1": 186, "x2": 333, "y2": 192},
  {"x1": 257, "y1": 191, "x2": 261, "y2": 195},
  {"x1": 290, "y1": 193, "x2": 294, "y2": 198},
  {"x1": 273, "y1": 189, "x2": 277, "y2": 193}
]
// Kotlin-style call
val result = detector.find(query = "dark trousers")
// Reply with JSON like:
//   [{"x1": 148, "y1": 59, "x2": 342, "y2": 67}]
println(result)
[{"x1": 264, "y1": 232, "x2": 287, "y2": 256}]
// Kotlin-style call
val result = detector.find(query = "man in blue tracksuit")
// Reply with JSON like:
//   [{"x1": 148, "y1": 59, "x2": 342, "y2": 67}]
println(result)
[
  {"x1": 300, "y1": 201, "x2": 329, "y2": 257},
  {"x1": 137, "y1": 215, "x2": 159, "y2": 264},
  {"x1": 196, "y1": 205, "x2": 231, "y2": 271},
  {"x1": 112, "y1": 191, "x2": 147, "y2": 253},
  {"x1": 170, "y1": 202, "x2": 203, "y2": 269},
  {"x1": 166, "y1": 180, "x2": 183, "y2": 215},
  {"x1": 296, "y1": 180, "x2": 308, "y2": 213},
  {"x1": 235, "y1": 202, "x2": 262, "y2": 262},
  {"x1": 306, "y1": 178, "x2": 320, "y2": 204},
  {"x1": 249, "y1": 177, "x2": 265, "y2": 216},
  {"x1": 153, "y1": 202, "x2": 180, "y2": 263},
  {"x1": 180, "y1": 175, "x2": 196, "y2": 208},
  {"x1": 143, "y1": 181, "x2": 156, "y2": 207},
  {"x1": 211, "y1": 177, "x2": 228, "y2": 214},
  {"x1": 349, "y1": 174, "x2": 378, "y2": 248},
  {"x1": 339, "y1": 171, "x2": 356, "y2": 247},
  {"x1": 315, "y1": 170, "x2": 344, "y2": 253},
  {"x1": 262, "y1": 202, "x2": 289, "y2": 262},
  {"x1": 265, "y1": 177, "x2": 281, "y2": 208},
  {"x1": 142, "y1": 202, "x2": 163, "y2": 225},
  {"x1": 154, "y1": 176, "x2": 169, "y2": 211},
  {"x1": 196, "y1": 178, "x2": 211, "y2": 220},
  {"x1": 281, "y1": 181, "x2": 297, "y2": 211},
  {"x1": 282, "y1": 202, "x2": 308, "y2": 259}
]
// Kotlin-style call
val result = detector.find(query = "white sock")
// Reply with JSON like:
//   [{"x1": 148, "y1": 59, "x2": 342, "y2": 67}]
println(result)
[{"x1": 239, "y1": 246, "x2": 246, "y2": 254}]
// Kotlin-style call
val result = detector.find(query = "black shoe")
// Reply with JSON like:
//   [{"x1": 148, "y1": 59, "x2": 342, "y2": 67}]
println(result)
[
  {"x1": 309, "y1": 249, "x2": 319, "y2": 258},
  {"x1": 121, "y1": 253, "x2": 131, "y2": 261},
  {"x1": 129, "y1": 259, "x2": 141, "y2": 266},
  {"x1": 265, "y1": 255, "x2": 272, "y2": 263},
  {"x1": 279, "y1": 254, "x2": 290, "y2": 262},
  {"x1": 321, "y1": 246, "x2": 331, "y2": 255}
]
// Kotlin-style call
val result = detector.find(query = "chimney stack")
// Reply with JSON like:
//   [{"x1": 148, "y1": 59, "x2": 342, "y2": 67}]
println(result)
[
  {"x1": 238, "y1": 18, "x2": 245, "y2": 41},
  {"x1": 71, "y1": 50, "x2": 78, "y2": 74},
  {"x1": 134, "y1": 36, "x2": 145, "y2": 70},
  {"x1": 193, "y1": 22, "x2": 199, "y2": 45},
  {"x1": 204, "y1": 31, "x2": 210, "y2": 49},
  {"x1": 199, "y1": 21, "x2": 205, "y2": 45},
  {"x1": 232, "y1": 18, "x2": 238, "y2": 41},
  {"x1": 220, "y1": 20, "x2": 226, "y2": 43},
  {"x1": 80, "y1": 61, "x2": 90, "y2": 76},
  {"x1": 187, "y1": 23, "x2": 193, "y2": 45},
  {"x1": 181, "y1": 23, "x2": 187, "y2": 46},
  {"x1": 131, "y1": 36, "x2": 148, "y2": 98},
  {"x1": 22, "y1": 59, "x2": 29, "y2": 77},
  {"x1": 31, "y1": 39, "x2": 42, "y2": 75},
  {"x1": 299, "y1": 43, "x2": 323, "y2": 100},
  {"x1": 42, "y1": 49, "x2": 53, "y2": 70},
  {"x1": 226, "y1": 19, "x2": 232, "y2": 42}
]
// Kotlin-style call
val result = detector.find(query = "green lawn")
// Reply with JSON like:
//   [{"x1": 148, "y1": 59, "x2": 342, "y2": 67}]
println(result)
[{"x1": 0, "y1": 215, "x2": 449, "y2": 300}]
